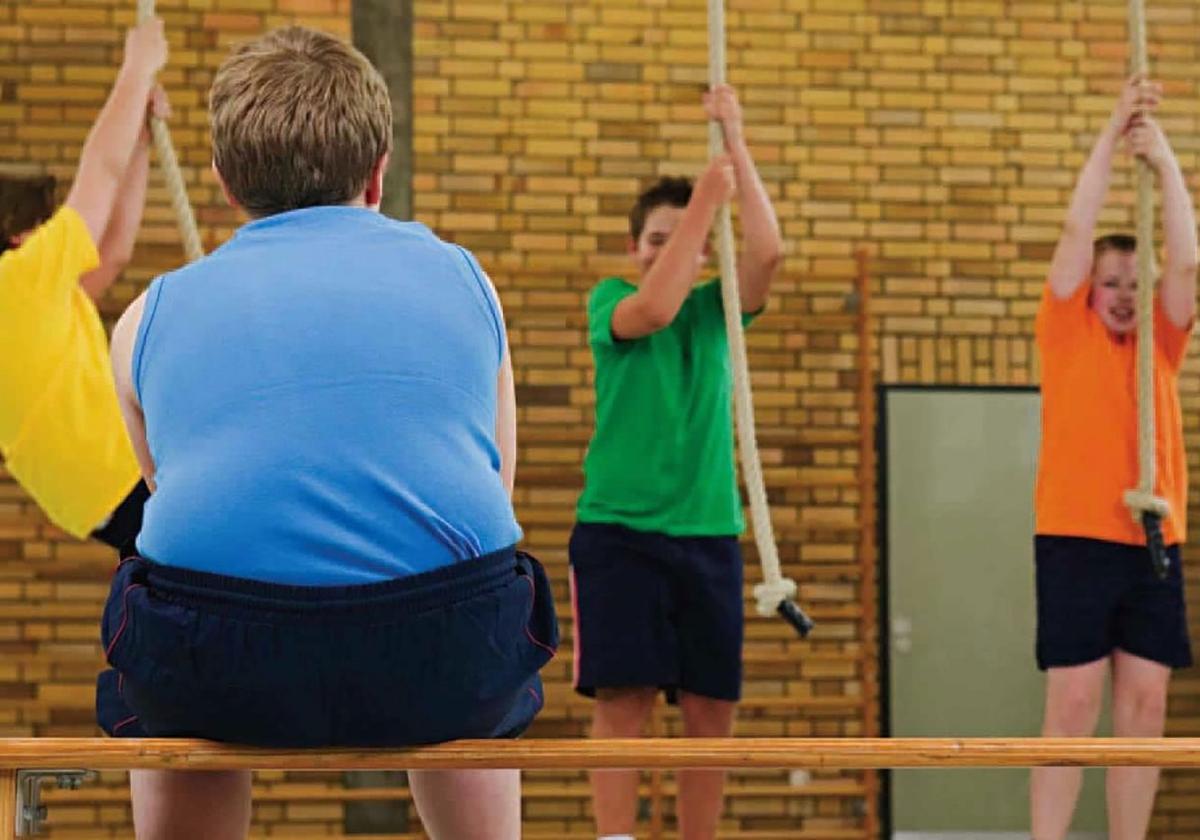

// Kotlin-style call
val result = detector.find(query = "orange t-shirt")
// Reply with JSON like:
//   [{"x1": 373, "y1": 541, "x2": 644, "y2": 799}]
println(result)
[{"x1": 1035, "y1": 281, "x2": 1192, "y2": 545}]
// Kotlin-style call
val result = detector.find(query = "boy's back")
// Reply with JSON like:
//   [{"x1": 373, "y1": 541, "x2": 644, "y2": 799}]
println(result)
[{"x1": 134, "y1": 206, "x2": 520, "y2": 584}]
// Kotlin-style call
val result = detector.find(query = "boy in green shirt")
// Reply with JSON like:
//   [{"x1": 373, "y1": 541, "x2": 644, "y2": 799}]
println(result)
[{"x1": 570, "y1": 84, "x2": 782, "y2": 840}]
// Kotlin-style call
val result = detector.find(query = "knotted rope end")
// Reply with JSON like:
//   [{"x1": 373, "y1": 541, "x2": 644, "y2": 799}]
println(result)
[
  {"x1": 753, "y1": 578, "x2": 797, "y2": 618},
  {"x1": 1123, "y1": 489, "x2": 1170, "y2": 521}
]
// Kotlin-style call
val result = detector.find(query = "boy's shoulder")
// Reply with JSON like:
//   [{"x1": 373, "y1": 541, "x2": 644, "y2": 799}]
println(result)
[
  {"x1": 588, "y1": 276, "x2": 635, "y2": 305},
  {"x1": 0, "y1": 205, "x2": 99, "y2": 295}
]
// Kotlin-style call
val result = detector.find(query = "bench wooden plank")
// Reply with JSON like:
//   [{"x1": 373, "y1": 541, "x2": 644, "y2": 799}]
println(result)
[{"x1": 0, "y1": 738, "x2": 1198, "y2": 772}]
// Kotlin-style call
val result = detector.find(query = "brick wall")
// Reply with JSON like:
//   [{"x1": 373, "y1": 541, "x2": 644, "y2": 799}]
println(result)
[{"x1": 2, "y1": 0, "x2": 1200, "y2": 836}]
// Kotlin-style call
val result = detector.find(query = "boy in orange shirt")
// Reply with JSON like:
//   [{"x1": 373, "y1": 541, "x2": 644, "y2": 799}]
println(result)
[{"x1": 1032, "y1": 76, "x2": 1196, "y2": 840}]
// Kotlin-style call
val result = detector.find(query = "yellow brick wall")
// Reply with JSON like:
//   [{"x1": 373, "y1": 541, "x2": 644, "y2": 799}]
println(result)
[{"x1": 2, "y1": 0, "x2": 1200, "y2": 837}]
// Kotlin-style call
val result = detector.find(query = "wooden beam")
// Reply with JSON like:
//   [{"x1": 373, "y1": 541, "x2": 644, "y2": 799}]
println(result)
[
  {"x1": 0, "y1": 739, "x2": 1199, "y2": 772},
  {"x1": 352, "y1": 0, "x2": 413, "y2": 220},
  {"x1": 0, "y1": 769, "x2": 14, "y2": 840}
]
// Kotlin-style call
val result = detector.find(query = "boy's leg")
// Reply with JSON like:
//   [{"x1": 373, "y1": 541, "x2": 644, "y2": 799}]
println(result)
[
  {"x1": 410, "y1": 769, "x2": 521, "y2": 840},
  {"x1": 130, "y1": 769, "x2": 252, "y2": 840},
  {"x1": 1030, "y1": 536, "x2": 1124, "y2": 840},
  {"x1": 1029, "y1": 660, "x2": 1108, "y2": 840},
  {"x1": 1107, "y1": 650, "x2": 1170, "y2": 840},
  {"x1": 671, "y1": 535, "x2": 743, "y2": 840},
  {"x1": 570, "y1": 523, "x2": 679, "y2": 837},
  {"x1": 677, "y1": 692, "x2": 736, "y2": 840},
  {"x1": 1106, "y1": 542, "x2": 1189, "y2": 840},
  {"x1": 591, "y1": 687, "x2": 659, "y2": 836}
]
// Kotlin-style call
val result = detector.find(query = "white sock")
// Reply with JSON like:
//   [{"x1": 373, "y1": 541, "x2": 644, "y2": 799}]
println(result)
[{"x1": 598, "y1": 836, "x2": 635, "y2": 840}]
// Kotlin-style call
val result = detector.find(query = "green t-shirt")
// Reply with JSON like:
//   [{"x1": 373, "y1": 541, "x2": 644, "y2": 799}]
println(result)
[{"x1": 576, "y1": 277, "x2": 753, "y2": 536}]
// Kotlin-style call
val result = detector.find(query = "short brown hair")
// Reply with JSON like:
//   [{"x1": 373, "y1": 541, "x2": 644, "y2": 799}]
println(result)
[
  {"x1": 209, "y1": 26, "x2": 393, "y2": 217},
  {"x1": 629, "y1": 176, "x2": 692, "y2": 241},
  {"x1": 1094, "y1": 233, "x2": 1137, "y2": 260},
  {"x1": 0, "y1": 175, "x2": 56, "y2": 255}
]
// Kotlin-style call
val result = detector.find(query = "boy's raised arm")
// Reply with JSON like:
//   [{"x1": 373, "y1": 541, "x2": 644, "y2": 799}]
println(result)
[
  {"x1": 1128, "y1": 117, "x2": 1199, "y2": 328},
  {"x1": 610, "y1": 157, "x2": 735, "y2": 340},
  {"x1": 706, "y1": 84, "x2": 782, "y2": 313},
  {"x1": 79, "y1": 86, "x2": 170, "y2": 301},
  {"x1": 65, "y1": 18, "x2": 166, "y2": 247},
  {"x1": 1047, "y1": 75, "x2": 1158, "y2": 300}
]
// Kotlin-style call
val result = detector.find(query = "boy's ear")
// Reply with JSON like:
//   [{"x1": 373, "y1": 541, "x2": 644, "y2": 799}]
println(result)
[
  {"x1": 210, "y1": 161, "x2": 241, "y2": 212},
  {"x1": 364, "y1": 153, "x2": 389, "y2": 210}
]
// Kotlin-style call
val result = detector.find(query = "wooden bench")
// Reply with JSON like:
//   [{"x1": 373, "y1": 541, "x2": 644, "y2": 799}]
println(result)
[
  {"x1": 1, "y1": 737, "x2": 1198, "y2": 839},
  {"x1": 242, "y1": 830, "x2": 866, "y2": 840},
  {"x1": 242, "y1": 831, "x2": 866, "y2": 840}
]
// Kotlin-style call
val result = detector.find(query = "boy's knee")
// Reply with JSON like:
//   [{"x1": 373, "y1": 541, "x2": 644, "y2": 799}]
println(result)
[
  {"x1": 593, "y1": 687, "x2": 658, "y2": 734},
  {"x1": 1115, "y1": 684, "x2": 1168, "y2": 731},
  {"x1": 679, "y1": 692, "x2": 737, "y2": 736},
  {"x1": 1042, "y1": 690, "x2": 1102, "y2": 736}
]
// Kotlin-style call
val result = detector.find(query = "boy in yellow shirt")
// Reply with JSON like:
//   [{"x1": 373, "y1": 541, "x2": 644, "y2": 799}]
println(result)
[{"x1": 0, "y1": 18, "x2": 168, "y2": 545}]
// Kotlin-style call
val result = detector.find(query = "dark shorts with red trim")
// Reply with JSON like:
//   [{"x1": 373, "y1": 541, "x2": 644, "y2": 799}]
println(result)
[{"x1": 96, "y1": 546, "x2": 557, "y2": 747}]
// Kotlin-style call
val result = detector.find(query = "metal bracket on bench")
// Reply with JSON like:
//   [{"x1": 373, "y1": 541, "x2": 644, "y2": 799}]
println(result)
[{"x1": 15, "y1": 770, "x2": 95, "y2": 837}]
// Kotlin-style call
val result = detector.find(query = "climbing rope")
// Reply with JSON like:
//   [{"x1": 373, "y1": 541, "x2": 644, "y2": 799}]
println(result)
[
  {"x1": 706, "y1": 0, "x2": 813, "y2": 636},
  {"x1": 135, "y1": 0, "x2": 203, "y2": 262},
  {"x1": 1121, "y1": 0, "x2": 1170, "y2": 578}
]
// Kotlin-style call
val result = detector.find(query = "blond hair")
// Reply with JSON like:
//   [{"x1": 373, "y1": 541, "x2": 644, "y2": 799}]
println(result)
[{"x1": 209, "y1": 26, "x2": 392, "y2": 217}]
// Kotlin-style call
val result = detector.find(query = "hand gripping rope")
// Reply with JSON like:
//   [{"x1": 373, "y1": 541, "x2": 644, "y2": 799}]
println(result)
[
  {"x1": 706, "y1": 0, "x2": 813, "y2": 637},
  {"x1": 1121, "y1": 0, "x2": 1170, "y2": 579}
]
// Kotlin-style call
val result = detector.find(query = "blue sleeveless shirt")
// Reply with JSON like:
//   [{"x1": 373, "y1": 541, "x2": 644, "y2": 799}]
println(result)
[{"x1": 132, "y1": 206, "x2": 521, "y2": 585}]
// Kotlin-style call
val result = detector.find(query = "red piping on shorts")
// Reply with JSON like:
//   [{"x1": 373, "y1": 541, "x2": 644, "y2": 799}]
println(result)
[
  {"x1": 104, "y1": 583, "x2": 144, "y2": 660},
  {"x1": 568, "y1": 566, "x2": 581, "y2": 688},
  {"x1": 111, "y1": 715, "x2": 139, "y2": 734},
  {"x1": 522, "y1": 575, "x2": 557, "y2": 656}
]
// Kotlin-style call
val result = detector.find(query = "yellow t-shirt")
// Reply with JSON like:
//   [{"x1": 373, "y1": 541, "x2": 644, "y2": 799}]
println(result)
[{"x1": 0, "y1": 206, "x2": 140, "y2": 537}]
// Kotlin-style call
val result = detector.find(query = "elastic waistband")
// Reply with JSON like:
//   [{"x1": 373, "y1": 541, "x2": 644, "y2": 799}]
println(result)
[{"x1": 126, "y1": 546, "x2": 522, "y2": 619}]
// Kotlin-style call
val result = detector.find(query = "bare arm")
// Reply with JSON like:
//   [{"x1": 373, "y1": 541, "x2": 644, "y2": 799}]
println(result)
[
  {"x1": 65, "y1": 18, "x2": 165, "y2": 247},
  {"x1": 707, "y1": 84, "x2": 782, "y2": 313},
  {"x1": 79, "y1": 133, "x2": 150, "y2": 301},
  {"x1": 496, "y1": 349, "x2": 516, "y2": 497},
  {"x1": 478, "y1": 269, "x2": 517, "y2": 496},
  {"x1": 111, "y1": 292, "x2": 157, "y2": 490},
  {"x1": 610, "y1": 156, "x2": 735, "y2": 340},
  {"x1": 1129, "y1": 118, "x2": 1199, "y2": 327},
  {"x1": 79, "y1": 86, "x2": 170, "y2": 301},
  {"x1": 1047, "y1": 76, "x2": 1159, "y2": 300}
]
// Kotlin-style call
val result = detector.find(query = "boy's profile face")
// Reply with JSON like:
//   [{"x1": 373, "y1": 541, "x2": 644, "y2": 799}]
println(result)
[
  {"x1": 1089, "y1": 249, "x2": 1137, "y2": 336},
  {"x1": 628, "y1": 203, "x2": 706, "y2": 279}
]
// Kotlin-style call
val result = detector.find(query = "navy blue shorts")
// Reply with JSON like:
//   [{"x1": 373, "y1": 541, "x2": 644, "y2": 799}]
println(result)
[
  {"x1": 569, "y1": 522, "x2": 743, "y2": 703},
  {"x1": 96, "y1": 546, "x2": 558, "y2": 747},
  {"x1": 1035, "y1": 535, "x2": 1191, "y2": 671}
]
